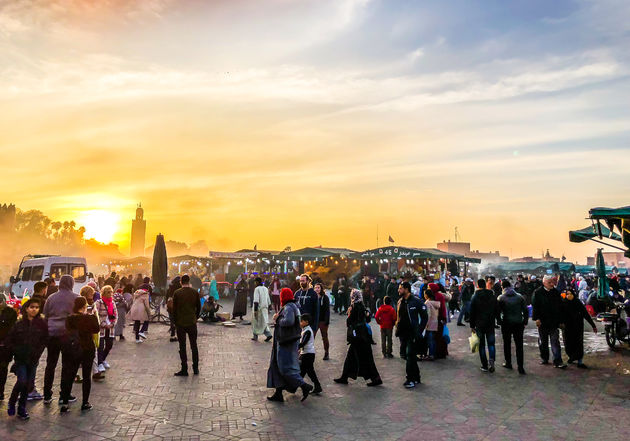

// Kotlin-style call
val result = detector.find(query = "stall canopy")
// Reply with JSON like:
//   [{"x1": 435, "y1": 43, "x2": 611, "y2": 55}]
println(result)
[
  {"x1": 588, "y1": 206, "x2": 630, "y2": 255},
  {"x1": 490, "y1": 261, "x2": 575, "y2": 273},
  {"x1": 356, "y1": 246, "x2": 480, "y2": 263},
  {"x1": 279, "y1": 247, "x2": 356, "y2": 261},
  {"x1": 208, "y1": 251, "x2": 258, "y2": 260},
  {"x1": 569, "y1": 224, "x2": 621, "y2": 243},
  {"x1": 574, "y1": 265, "x2": 596, "y2": 273}
]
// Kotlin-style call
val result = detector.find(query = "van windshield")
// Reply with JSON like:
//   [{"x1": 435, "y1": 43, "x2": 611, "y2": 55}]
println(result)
[
  {"x1": 49, "y1": 264, "x2": 68, "y2": 281},
  {"x1": 71, "y1": 265, "x2": 86, "y2": 283},
  {"x1": 31, "y1": 266, "x2": 44, "y2": 281},
  {"x1": 18, "y1": 266, "x2": 32, "y2": 281}
]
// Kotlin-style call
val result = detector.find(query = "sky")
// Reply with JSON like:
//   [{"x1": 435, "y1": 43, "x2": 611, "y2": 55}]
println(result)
[{"x1": 1, "y1": 0, "x2": 629, "y2": 262}]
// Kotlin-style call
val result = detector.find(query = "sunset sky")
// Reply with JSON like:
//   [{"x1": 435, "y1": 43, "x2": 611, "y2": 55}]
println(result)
[{"x1": 1, "y1": 0, "x2": 629, "y2": 262}]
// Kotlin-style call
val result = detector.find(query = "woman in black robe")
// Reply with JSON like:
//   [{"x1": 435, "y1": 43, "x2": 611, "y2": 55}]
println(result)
[
  {"x1": 334, "y1": 289, "x2": 382, "y2": 387},
  {"x1": 562, "y1": 289, "x2": 597, "y2": 368},
  {"x1": 232, "y1": 274, "x2": 248, "y2": 320}
]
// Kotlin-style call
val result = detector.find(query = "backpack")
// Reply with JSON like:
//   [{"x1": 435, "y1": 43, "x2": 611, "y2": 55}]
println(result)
[{"x1": 64, "y1": 328, "x2": 82, "y2": 360}]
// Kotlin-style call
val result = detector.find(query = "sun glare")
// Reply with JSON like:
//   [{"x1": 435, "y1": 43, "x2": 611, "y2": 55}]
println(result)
[{"x1": 77, "y1": 210, "x2": 121, "y2": 244}]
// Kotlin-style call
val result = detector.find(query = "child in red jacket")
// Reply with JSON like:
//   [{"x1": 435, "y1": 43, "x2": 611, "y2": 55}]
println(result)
[{"x1": 375, "y1": 296, "x2": 397, "y2": 358}]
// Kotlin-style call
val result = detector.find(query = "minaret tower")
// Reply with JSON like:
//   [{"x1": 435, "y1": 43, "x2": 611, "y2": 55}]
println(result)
[{"x1": 130, "y1": 203, "x2": 146, "y2": 256}]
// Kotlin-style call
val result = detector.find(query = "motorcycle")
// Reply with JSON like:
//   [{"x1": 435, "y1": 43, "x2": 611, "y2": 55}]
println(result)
[{"x1": 598, "y1": 299, "x2": 630, "y2": 349}]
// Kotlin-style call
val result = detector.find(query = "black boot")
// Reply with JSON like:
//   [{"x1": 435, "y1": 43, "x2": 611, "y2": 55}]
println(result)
[
  {"x1": 174, "y1": 366, "x2": 188, "y2": 376},
  {"x1": 300, "y1": 383, "x2": 313, "y2": 402},
  {"x1": 267, "y1": 388, "x2": 284, "y2": 402},
  {"x1": 17, "y1": 407, "x2": 29, "y2": 420}
]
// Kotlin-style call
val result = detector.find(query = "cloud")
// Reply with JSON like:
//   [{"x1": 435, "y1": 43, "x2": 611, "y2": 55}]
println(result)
[{"x1": 1, "y1": 0, "x2": 629, "y2": 261}]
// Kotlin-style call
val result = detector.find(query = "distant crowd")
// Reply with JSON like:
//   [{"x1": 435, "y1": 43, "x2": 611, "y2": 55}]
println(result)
[{"x1": 1, "y1": 268, "x2": 628, "y2": 418}]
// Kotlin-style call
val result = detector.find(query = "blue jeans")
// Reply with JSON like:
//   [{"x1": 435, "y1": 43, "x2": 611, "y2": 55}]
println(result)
[
  {"x1": 10, "y1": 362, "x2": 35, "y2": 409},
  {"x1": 476, "y1": 329, "x2": 496, "y2": 368},
  {"x1": 426, "y1": 331, "x2": 436, "y2": 357},
  {"x1": 457, "y1": 301, "x2": 471, "y2": 325},
  {"x1": 538, "y1": 327, "x2": 562, "y2": 364}
]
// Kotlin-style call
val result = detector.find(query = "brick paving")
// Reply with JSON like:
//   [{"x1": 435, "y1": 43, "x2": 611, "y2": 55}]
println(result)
[{"x1": 1, "y1": 300, "x2": 629, "y2": 441}]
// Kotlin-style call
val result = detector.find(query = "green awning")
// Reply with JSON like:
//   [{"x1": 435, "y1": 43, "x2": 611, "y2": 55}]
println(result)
[
  {"x1": 357, "y1": 246, "x2": 480, "y2": 263},
  {"x1": 569, "y1": 224, "x2": 621, "y2": 243},
  {"x1": 588, "y1": 206, "x2": 630, "y2": 253},
  {"x1": 280, "y1": 247, "x2": 356, "y2": 261},
  {"x1": 574, "y1": 265, "x2": 595, "y2": 273},
  {"x1": 589, "y1": 206, "x2": 630, "y2": 217},
  {"x1": 491, "y1": 261, "x2": 575, "y2": 273}
]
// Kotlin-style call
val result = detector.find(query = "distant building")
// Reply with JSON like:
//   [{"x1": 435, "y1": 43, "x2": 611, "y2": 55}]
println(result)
[
  {"x1": 467, "y1": 250, "x2": 509, "y2": 263},
  {"x1": 601, "y1": 251, "x2": 630, "y2": 269},
  {"x1": 130, "y1": 204, "x2": 146, "y2": 257},
  {"x1": 512, "y1": 249, "x2": 559, "y2": 263},
  {"x1": 0, "y1": 203, "x2": 16, "y2": 232},
  {"x1": 437, "y1": 240, "x2": 470, "y2": 256},
  {"x1": 437, "y1": 240, "x2": 508, "y2": 263}
]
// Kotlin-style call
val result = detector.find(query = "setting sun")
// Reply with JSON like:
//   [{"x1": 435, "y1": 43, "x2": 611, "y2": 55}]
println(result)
[{"x1": 76, "y1": 210, "x2": 121, "y2": 244}]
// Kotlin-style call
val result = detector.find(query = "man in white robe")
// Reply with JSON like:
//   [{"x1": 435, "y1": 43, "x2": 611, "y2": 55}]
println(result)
[{"x1": 252, "y1": 277, "x2": 272, "y2": 341}]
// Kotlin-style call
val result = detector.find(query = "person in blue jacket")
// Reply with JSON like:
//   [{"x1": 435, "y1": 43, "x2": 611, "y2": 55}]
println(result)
[{"x1": 293, "y1": 274, "x2": 319, "y2": 331}]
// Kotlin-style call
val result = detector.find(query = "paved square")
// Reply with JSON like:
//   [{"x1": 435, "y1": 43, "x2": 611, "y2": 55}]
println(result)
[{"x1": 1, "y1": 300, "x2": 629, "y2": 441}]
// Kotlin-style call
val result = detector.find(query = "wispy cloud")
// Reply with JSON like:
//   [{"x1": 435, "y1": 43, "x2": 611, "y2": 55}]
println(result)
[{"x1": 1, "y1": 0, "x2": 629, "y2": 260}]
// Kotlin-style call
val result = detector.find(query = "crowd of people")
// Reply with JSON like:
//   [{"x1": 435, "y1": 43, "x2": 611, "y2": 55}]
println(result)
[{"x1": 0, "y1": 267, "x2": 627, "y2": 417}]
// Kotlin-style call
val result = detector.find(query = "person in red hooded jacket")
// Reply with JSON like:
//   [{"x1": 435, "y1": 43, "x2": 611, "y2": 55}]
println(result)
[{"x1": 374, "y1": 296, "x2": 397, "y2": 358}]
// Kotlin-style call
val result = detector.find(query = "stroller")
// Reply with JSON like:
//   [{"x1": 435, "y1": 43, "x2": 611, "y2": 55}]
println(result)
[{"x1": 200, "y1": 295, "x2": 222, "y2": 322}]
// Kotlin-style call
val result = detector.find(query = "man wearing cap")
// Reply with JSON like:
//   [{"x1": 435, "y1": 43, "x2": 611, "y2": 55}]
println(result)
[{"x1": 457, "y1": 278, "x2": 475, "y2": 326}]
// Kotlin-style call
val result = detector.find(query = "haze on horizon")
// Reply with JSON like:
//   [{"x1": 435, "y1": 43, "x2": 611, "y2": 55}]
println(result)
[{"x1": 1, "y1": 0, "x2": 629, "y2": 263}]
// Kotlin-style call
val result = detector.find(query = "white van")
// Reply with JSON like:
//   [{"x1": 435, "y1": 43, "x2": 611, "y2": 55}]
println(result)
[{"x1": 10, "y1": 255, "x2": 89, "y2": 298}]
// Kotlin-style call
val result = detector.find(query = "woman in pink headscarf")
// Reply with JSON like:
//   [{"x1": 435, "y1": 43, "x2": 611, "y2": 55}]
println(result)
[{"x1": 428, "y1": 283, "x2": 449, "y2": 359}]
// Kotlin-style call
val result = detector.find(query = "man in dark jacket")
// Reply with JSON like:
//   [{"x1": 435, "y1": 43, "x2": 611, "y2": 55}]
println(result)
[
  {"x1": 396, "y1": 282, "x2": 427, "y2": 388},
  {"x1": 316, "y1": 284, "x2": 331, "y2": 360},
  {"x1": 172, "y1": 275, "x2": 201, "y2": 376},
  {"x1": 487, "y1": 276, "x2": 502, "y2": 298},
  {"x1": 103, "y1": 272, "x2": 117, "y2": 289},
  {"x1": 331, "y1": 278, "x2": 340, "y2": 314},
  {"x1": 42, "y1": 275, "x2": 78, "y2": 404},
  {"x1": 469, "y1": 279, "x2": 498, "y2": 372},
  {"x1": 386, "y1": 276, "x2": 399, "y2": 306},
  {"x1": 457, "y1": 278, "x2": 475, "y2": 326},
  {"x1": 497, "y1": 280, "x2": 528, "y2": 374},
  {"x1": 294, "y1": 274, "x2": 319, "y2": 329},
  {"x1": 0, "y1": 294, "x2": 18, "y2": 401},
  {"x1": 532, "y1": 275, "x2": 566, "y2": 368}
]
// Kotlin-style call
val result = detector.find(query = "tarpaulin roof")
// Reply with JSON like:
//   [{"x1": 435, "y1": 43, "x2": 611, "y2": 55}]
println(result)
[
  {"x1": 490, "y1": 261, "x2": 575, "y2": 273},
  {"x1": 356, "y1": 246, "x2": 480, "y2": 263},
  {"x1": 574, "y1": 265, "x2": 596, "y2": 273},
  {"x1": 280, "y1": 247, "x2": 356, "y2": 260},
  {"x1": 569, "y1": 224, "x2": 621, "y2": 243},
  {"x1": 590, "y1": 206, "x2": 630, "y2": 218},
  {"x1": 588, "y1": 206, "x2": 630, "y2": 254}
]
